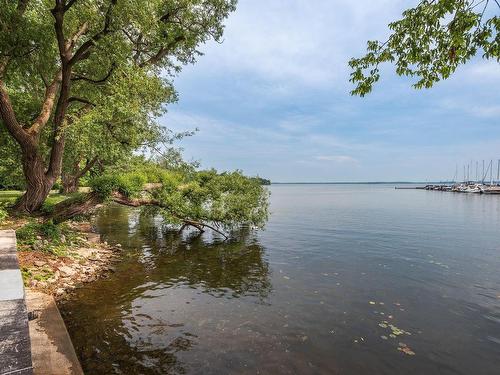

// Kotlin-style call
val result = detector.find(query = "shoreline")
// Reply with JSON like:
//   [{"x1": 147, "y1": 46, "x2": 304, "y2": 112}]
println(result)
[{"x1": 3, "y1": 218, "x2": 122, "y2": 302}]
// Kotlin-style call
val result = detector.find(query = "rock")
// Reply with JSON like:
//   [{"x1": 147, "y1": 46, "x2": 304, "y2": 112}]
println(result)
[
  {"x1": 55, "y1": 288, "x2": 66, "y2": 296},
  {"x1": 86, "y1": 233, "x2": 100, "y2": 244},
  {"x1": 74, "y1": 248, "x2": 94, "y2": 258},
  {"x1": 34, "y1": 261, "x2": 46, "y2": 267},
  {"x1": 59, "y1": 265, "x2": 76, "y2": 277}
]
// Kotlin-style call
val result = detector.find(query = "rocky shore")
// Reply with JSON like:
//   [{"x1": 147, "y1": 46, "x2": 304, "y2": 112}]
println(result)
[{"x1": 16, "y1": 221, "x2": 121, "y2": 301}]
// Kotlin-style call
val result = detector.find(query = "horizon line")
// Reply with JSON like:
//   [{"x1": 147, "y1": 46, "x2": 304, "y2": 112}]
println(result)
[{"x1": 270, "y1": 181, "x2": 454, "y2": 185}]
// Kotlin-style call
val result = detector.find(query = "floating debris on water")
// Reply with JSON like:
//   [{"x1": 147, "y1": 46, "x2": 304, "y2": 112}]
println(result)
[
  {"x1": 378, "y1": 320, "x2": 413, "y2": 338},
  {"x1": 398, "y1": 343, "x2": 416, "y2": 356}
]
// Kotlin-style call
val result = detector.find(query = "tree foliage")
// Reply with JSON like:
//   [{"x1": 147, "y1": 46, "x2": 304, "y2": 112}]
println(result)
[
  {"x1": 349, "y1": 0, "x2": 499, "y2": 96},
  {"x1": 0, "y1": 125, "x2": 24, "y2": 189},
  {"x1": 0, "y1": 0, "x2": 237, "y2": 212},
  {"x1": 88, "y1": 167, "x2": 269, "y2": 232}
]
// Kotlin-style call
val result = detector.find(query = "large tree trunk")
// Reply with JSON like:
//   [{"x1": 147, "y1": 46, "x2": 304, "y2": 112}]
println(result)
[
  {"x1": 61, "y1": 157, "x2": 98, "y2": 194},
  {"x1": 13, "y1": 148, "x2": 56, "y2": 214},
  {"x1": 50, "y1": 192, "x2": 103, "y2": 224}
]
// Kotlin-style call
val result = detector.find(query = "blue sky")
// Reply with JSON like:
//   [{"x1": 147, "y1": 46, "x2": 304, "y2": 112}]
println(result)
[{"x1": 161, "y1": 0, "x2": 500, "y2": 182}]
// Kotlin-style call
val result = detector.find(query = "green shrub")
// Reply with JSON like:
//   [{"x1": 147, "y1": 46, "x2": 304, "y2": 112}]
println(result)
[
  {"x1": 16, "y1": 220, "x2": 79, "y2": 255},
  {"x1": 16, "y1": 221, "x2": 40, "y2": 246},
  {"x1": 116, "y1": 172, "x2": 148, "y2": 197},
  {"x1": 0, "y1": 207, "x2": 8, "y2": 223},
  {"x1": 89, "y1": 175, "x2": 120, "y2": 198},
  {"x1": 39, "y1": 220, "x2": 61, "y2": 241}
]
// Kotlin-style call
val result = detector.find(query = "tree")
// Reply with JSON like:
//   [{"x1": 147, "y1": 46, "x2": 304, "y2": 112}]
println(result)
[
  {"x1": 349, "y1": 0, "x2": 499, "y2": 96},
  {"x1": 0, "y1": 0, "x2": 236, "y2": 213},
  {"x1": 0, "y1": 125, "x2": 24, "y2": 189},
  {"x1": 59, "y1": 74, "x2": 178, "y2": 193},
  {"x1": 50, "y1": 167, "x2": 270, "y2": 240}
]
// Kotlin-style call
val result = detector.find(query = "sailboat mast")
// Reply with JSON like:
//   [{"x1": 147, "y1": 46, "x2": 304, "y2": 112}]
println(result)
[
  {"x1": 497, "y1": 159, "x2": 499, "y2": 184},
  {"x1": 490, "y1": 160, "x2": 493, "y2": 185},
  {"x1": 482, "y1": 160, "x2": 485, "y2": 183}
]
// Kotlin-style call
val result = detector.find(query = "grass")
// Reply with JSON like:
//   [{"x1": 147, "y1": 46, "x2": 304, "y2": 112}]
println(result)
[
  {"x1": 0, "y1": 191, "x2": 85, "y2": 253},
  {"x1": 0, "y1": 190, "x2": 74, "y2": 204},
  {"x1": 0, "y1": 190, "x2": 23, "y2": 204},
  {"x1": 21, "y1": 266, "x2": 54, "y2": 284}
]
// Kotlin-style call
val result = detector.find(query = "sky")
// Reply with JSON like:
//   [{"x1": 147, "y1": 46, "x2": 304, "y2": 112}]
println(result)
[{"x1": 160, "y1": 0, "x2": 500, "y2": 183}]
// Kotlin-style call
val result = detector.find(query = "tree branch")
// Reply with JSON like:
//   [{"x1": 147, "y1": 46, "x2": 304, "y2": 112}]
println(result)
[
  {"x1": 0, "y1": 80, "x2": 31, "y2": 146},
  {"x1": 76, "y1": 157, "x2": 99, "y2": 178},
  {"x1": 72, "y1": 62, "x2": 115, "y2": 84},
  {"x1": 66, "y1": 22, "x2": 89, "y2": 51},
  {"x1": 68, "y1": 96, "x2": 96, "y2": 106},
  {"x1": 28, "y1": 70, "x2": 62, "y2": 135},
  {"x1": 50, "y1": 189, "x2": 230, "y2": 240},
  {"x1": 69, "y1": 0, "x2": 117, "y2": 66},
  {"x1": 138, "y1": 35, "x2": 186, "y2": 67},
  {"x1": 64, "y1": 0, "x2": 79, "y2": 12}
]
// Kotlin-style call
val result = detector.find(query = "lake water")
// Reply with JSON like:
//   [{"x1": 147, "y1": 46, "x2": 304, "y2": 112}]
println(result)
[{"x1": 60, "y1": 184, "x2": 500, "y2": 374}]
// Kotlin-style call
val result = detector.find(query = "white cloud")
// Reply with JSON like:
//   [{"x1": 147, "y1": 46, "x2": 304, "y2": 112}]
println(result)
[
  {"x1": 167, "y1": 1, "x2": 500, "y2": 181},
  {"x1": 461, "y1": 61, "x2": 500, "y2": 82},
  {"x1": 196, "y1": 0, "x2": 407, "y2": 88},
  {"x1": 439, "y1": 99, "x2": 500, "y2": 118},
  {"x1": 315, "y1": 155, "x2": 358, "y2": 163}
]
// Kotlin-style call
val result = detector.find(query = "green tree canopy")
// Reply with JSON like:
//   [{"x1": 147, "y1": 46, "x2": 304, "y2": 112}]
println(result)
[
  {"x1": 51, "y1": 166, "x2": 269, "y2": 238},
  {"x1": 349, "y1": 0, "x2": 499, "y2": 96},
  {"x1": 0, "y1": 0, "x2": 236, "y2": 212}
]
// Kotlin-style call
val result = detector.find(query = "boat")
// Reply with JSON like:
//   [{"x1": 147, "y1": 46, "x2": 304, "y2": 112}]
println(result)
[{"x1": 480, "y1": 185, "x2": 500, "y2": 194}]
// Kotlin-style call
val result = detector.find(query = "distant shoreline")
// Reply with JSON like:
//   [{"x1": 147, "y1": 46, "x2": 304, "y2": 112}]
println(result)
[{"x1": 271, "y1": 181, "x2": 452, "y2": 185}]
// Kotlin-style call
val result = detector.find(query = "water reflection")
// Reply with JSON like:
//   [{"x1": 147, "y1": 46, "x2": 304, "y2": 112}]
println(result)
[
  {"x1": 61, "y1": 204, "x2": 271, "y2": 374},
  {"x1": 61, "y1": 187, "x2": 500, "y2": 375}
]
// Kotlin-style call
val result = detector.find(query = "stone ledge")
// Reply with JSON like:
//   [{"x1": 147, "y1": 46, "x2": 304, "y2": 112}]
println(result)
[
  {"x1": 26, "y1": 290, "x2": 84, "y2": 375},
  {"x1": 0, "y1": 230, "x2": 33, "y2": 375}
]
